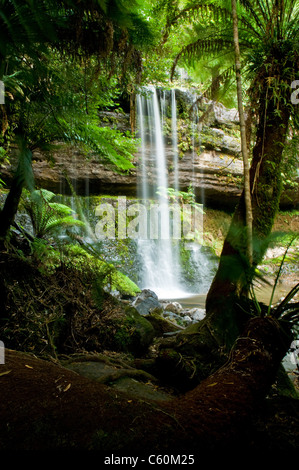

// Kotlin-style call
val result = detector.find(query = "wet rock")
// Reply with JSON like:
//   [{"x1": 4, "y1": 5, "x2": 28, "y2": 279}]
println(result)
[
  {"x1": 132, "y1": 289, "x2": 162, "y2": 316},
  {"x1": 163, "y1": 311, "x2": 190, "y2": 327},
  {"x1": 163, "y1": 301, "x2": 183, "y2": 314},
  {"x1": 212, "y1": 102, "x2": 239, "y2": 126},
  {"x1": 185, "y1": 308, "x2": 206, "y2": 322},
  {"x1": 182, "y1": 315, "x2": 192, "y2": 323}
]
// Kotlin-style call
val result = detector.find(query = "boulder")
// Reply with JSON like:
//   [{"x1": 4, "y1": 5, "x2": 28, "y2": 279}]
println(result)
[
  {"x1": 185, "y1": 308, "x2": 206, "y2": 322},
  {"x1": 163, "y1": 301, "x2": 183, "y2": 314},
  {"x1": 132, "y1": 289, "x2": 162, "y2": 316},
  {"x1": 145, "y1": 308, "x2": 183, "y2": 337}
]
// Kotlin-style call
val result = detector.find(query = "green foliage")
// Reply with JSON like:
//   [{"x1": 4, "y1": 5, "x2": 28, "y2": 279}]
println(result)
[
  {"x1": 249, "y1": 236, "x2": 299, "y2": 329},
  {"x1": 281, "y1": 132, "x2": 299, "y2": 191},
  {"x1": 30, "y1": 238, "x2": 59, "y2": 268},
  {"x1": 23, "y1": 189, "x2": 85, "y2": 239},
  {"x1": 2, "y1": 51, "x2": 137, "y2": 171},
  {"x1": 266, "y1": 236, "x2": 298, "y2": 320},
  {"x1": 0, "y1": 0, "x2": 154, "y2": 172},
  {"x1": 62, "y1": 243, "x2": 141, "y2": 296},
  {"x1": 163, "y1": 1, "x2": 298, "y2": 123},
  {"x1": 156, "y1": 184, "x2": 203, "y2": 208},
  {"x1": 0, "y1": 0, "x2": 57, "y2": 65}
]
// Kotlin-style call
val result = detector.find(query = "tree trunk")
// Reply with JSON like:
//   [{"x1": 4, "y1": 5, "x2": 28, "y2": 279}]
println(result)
[
  {"x1": 0, "y1": 317, "x2": 293, "y2": 453},
  {"x1": 0, "y1": 143, "x2": 33, "y2": 240},
  {"x1": 205, "y1": 83, "x2": 291, "y2": 348},
  {"x1": 231, "y1": 0, "x2": 253, "y2": 266}
]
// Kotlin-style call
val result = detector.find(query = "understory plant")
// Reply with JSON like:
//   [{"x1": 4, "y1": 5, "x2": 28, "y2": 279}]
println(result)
[
  {"x1": 23, "y1": 188, "x2": 85, "y2": 239},
  {"x1": 249, "y1": 236, "x2": 299, "y2": 368},
  {"x1": 20, "y1": 188, "x2": 140, "y2": 296}
]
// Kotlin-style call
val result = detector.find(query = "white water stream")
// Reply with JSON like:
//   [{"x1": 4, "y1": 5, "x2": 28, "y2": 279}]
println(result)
[
  {"x1": 136, "y1": 86, "x2": 212, "y2": 300},
  {"x1": 136, "y1": 87, "x2": 184, "y2": 299}
]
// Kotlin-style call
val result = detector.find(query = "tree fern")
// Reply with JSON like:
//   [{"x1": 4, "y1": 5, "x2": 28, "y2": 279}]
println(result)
[
  {"x1": 24, "y1": 189, "x2": 85, "y2": 239},
  {"x1": 168, "y1": 0, "x2": 298, "y2": 104}
]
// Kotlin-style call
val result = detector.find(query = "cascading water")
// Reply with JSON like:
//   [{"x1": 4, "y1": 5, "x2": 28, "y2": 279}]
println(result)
[
  {"x1": 136, "y1": 86, "x2": 213, "y2": 300},
  {"x1": 171, "y1": 89, "x2": 179, "y2": 192},
  {"x1": 136, "y1": 86, "x2": 185, "y2": 299}
]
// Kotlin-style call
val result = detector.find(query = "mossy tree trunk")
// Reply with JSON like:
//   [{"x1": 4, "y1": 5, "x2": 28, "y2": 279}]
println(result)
[{"x1": 205, "y1": 69, "x2": 291, "y2": 349}]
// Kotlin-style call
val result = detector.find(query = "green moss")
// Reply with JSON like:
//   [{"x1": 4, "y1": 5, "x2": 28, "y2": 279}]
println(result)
[
  {"x1": 123, "y1": 306, "x2": 155, "y2": 353},
  {"x1": 254, "y1": 181, "x2": 282, "y2": 239},
  {"x1": 110, "y1": 270, "x2": 141, "y2": 296},
  {"x1": 61, "y1": 244, "x2": 140, "y2": 296},
  {"x1": 145, "y1": 308, "x2": 179, "y2": 336}
]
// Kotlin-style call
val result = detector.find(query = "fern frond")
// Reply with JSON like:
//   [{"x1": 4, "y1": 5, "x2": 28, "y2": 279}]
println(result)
[
  {"x1": 65, "y1": 122, "x2": 136, "y2": 172},
  {"x1": 24, "y1": 188, "x2": 86, "y2": 238},
  {"x1": 48, "y1": 202, "x2": 73, "y2": 216},
  {"x1": 45, "y1": 216, "x2": 85, "y2": 234},
  {"x1": 171, "y1": 36, "x2": 233, "y2": 80},
  {"x1": 161, "y1": 0, "x2": 230, "y2": 43},
  {"x1": 239, "y1": 0, "x2": 267, "y2": 33},
  {"x1": 31, "y1": 189, "x2": 55, "y2": 203}
]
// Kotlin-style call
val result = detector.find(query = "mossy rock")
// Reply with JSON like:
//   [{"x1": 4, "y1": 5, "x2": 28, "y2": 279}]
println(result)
[
  {"x1": 155, "y1": 318, "x2": 227, "y2": 390},
  {"x1": 62, "y1": 244, "x2": 141, "y2": 297},
  {"x1": 145, "y1": 308, "x2": 183, "y2": 337},
  {"x1": 121, "y1": 305, "x2": 155, "y2": 355},
  {"x1": 84, "y1": 292, "x2": 155, "y2": 356}
]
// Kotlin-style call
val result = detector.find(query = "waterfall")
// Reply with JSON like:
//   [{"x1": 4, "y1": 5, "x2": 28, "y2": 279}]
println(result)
[
  {"x1": 136, "y1": 86, "x2": 217, "y2": 300},
  {"x1": 136, "y1": 94, "x2": 148, "y2": 200},
  {"x1": 136, "y1": 86, "x2": 186, "y2": 299},
  {"x1": 171, "y1": 89, "x2": 179, "y2": 192},
  {"x1": 53, "y1": 85, "x2": 216, "y2": 301}
]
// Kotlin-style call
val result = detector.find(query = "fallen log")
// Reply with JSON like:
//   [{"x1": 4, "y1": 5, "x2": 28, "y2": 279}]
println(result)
[{"x1": 0, "y1": 317, "x2": 295, "y2": 457}]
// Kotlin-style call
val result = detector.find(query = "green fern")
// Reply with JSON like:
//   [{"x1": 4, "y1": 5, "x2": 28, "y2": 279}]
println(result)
[
  {"x1": 169, "y1": 0, "x2": 298, "y2": 118},
  {"x1": 24, "y1": 189, "x2": 85, "y2": 239}
]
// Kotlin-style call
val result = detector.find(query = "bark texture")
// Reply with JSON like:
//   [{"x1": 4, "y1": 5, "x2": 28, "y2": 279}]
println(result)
[{"x1": 205, "y1": 69, "x2": 291, "y2": 348}]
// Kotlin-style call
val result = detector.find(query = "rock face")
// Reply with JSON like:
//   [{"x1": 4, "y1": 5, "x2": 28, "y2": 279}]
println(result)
[
  {"x1": 2, "y1": 144, "x2": 247, "y2": 209},
  {"x1": 1, "y1": 91, "x2": 298, "y2": 210}
]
